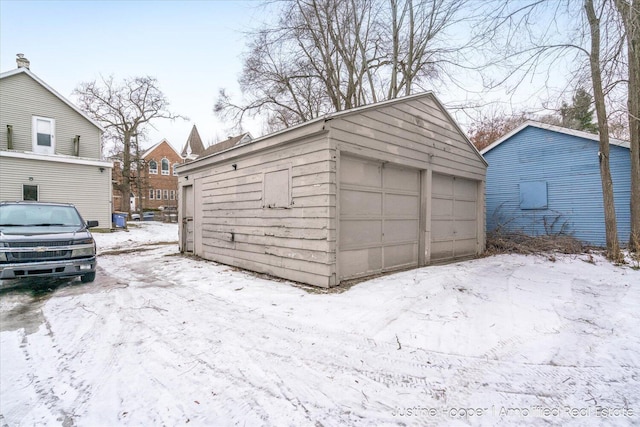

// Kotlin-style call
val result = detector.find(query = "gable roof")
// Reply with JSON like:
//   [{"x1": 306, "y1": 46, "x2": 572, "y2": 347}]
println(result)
[
  {"x1": 200, "y1": 132, "x2": 253, "y2": 157},
  {"x1": 181, "y1": 125, "x2": 206, "y2": 158},
  {"x1": 481, "y1": 121, "x2": 630, "y2": 155},
  {"x1": 142, "y1": 138, "x2": 181, "y2": 159},
  {"x1": 0, "y1": 67, "x2": 104, "y2": 132},
  {"x1": 182, "y1": 91, "x2": 486, "y2": 170}
]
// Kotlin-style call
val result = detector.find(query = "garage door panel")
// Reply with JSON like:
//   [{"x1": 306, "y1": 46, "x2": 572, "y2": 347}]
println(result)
[
  {"x1": 384, "y1": 219, "x2": 419, "y2": 243},
  {"x1": 455, "y1": 219, "x2": 478, "y2": 238},
  {"x1": 454, "y1": 239, "x2": 477, "y2": 255},
  {"x1": 339, "y1": 247, "x2": 382, "y2": 278},
  {"x1": 341, "y1": 189, "x2": 382, "y2": 216},
  {"x1": 432, "y1": 198, "x2": 453, "y2": 217},
  {"x1": 340, "y1": 220, "x2": 382, "y2": 247},
  {"x1": 385, "y1": 193, "x2": 419, "y2": 216},
  {"x1": 431, "y1": 241, "x2": 453, "y2": 261},
  {"x1": 431, "y1": 173, "x2": 478, "y2": 260},
  {"x1": 384, "y1": 243, "x2": 418, "y2": 269},
  {"x1": 432, "y1": 173, "x2": 454, "y2": 195},
  {"x1": 384, "y1": 166, "x2": 419, "y2": 191},
  {"x1": 455, "y1": 179, "x2": 478, "y2": 199},
  {"x1": 340, "y1": 156, "x2": 381, "y2": 187},
  {"x1": 339, "y1": 154, "x2": 419, "y2": 280},
  {"x1": 454, "y1": 200, "x2": 477, "y2": 219},
  {"x1": 431, "y1": 219, "x2": 454, "y2": 239}
]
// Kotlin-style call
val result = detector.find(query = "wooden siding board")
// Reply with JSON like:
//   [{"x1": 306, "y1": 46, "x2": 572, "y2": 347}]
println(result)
[
  {"x1": 331, "y1": 128, "x2": 486, "y2": 178},
  {"x1": 334, "y1": 112, "x2": 481, "y2": 165},
  {"x1": 201, "y1": 251, "x2": 331, "y2": 288},
  {"x1": 484, "y1": 126, "x2": 631, "y2": 246},
  {"x1": 192, "y1": 135, "x2": 334, "y2": 286}
]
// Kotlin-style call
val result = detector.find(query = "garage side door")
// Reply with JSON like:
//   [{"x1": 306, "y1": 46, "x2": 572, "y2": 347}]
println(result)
[
  {"x1": 339, "y1": 155, "x2": 420, "y2": 280},
  {"x1": 431, "y1": 173, "x2": 478, "y2": 261}
]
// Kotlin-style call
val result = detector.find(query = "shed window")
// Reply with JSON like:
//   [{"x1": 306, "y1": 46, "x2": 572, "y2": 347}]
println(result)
[
  {"x1": 23, "y1": 184, "x2": 38, "y2": 201},
  {"x1": 263, "y1": 169, "x2": 291, "y2": 208},
  {"x1": 520, "y1": 181, "x2": 548, "y2": 210}
]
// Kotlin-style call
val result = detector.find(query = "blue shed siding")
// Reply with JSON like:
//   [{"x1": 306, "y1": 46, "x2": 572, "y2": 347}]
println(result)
[{"x1": 484, "y1": 126, "x2": 631, "y2": 246}]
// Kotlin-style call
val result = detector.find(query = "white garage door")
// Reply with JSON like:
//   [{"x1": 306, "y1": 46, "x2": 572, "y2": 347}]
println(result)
[
  {"x1": 431, "y1": 173, "x2": 478, "y2": 261},
  {"x1": 339, "y1": 155, "x2": 420, "y2": 280}
]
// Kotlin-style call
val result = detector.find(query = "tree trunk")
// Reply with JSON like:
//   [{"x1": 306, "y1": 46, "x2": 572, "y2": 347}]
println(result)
[
  {"x1": 121, "y1": 130, "x2": 132, "y2": 214},
  {"x1": 585, "y1": 0, "x2": 622, "y2": 261},
  {"x1": 614, "y1": 0, "x2": 640, "y2": 251}
]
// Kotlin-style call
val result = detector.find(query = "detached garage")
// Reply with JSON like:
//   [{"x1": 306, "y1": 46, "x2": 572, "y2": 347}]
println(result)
[{"x1": 177, "y1": 93, "x2": 487, "y2": 288}]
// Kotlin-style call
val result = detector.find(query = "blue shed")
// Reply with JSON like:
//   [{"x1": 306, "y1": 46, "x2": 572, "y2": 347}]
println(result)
[{"x1": 481, "y1": 121, "x2": 631, "y2": 246}]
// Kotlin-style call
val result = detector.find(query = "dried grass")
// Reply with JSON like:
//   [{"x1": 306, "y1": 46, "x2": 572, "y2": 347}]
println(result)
[{"x1": 485, "y1": 231, "x2": 584, "y2": 256}]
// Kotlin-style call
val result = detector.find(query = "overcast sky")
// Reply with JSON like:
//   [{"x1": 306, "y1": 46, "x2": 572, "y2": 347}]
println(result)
[
  {"x1": 0, "y1": 0, "x2": 269, "y2": 153},
  {"x1": 1, "y1": 0, "x2": 574, "y2": 154}
]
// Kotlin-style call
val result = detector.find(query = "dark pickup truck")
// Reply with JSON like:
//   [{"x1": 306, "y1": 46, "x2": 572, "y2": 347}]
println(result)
[{"x1": 0, "y1": 201, "x2": 98, "y2": 283}]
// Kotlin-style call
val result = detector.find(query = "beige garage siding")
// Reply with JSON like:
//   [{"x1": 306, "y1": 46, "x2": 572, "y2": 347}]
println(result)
[
  {"x1": 339, "y1": 154, "x2": 420, "y2": 280},
  {"x1": 431, "y1": 173, "x2": 479, "y2": 261}
]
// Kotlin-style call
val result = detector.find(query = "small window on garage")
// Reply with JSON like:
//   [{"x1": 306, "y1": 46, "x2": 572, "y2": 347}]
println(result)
[
  {"x1": 263, "y1": 168, "x2": 291, "y2": 208},
  {"x1": 23, "y1": 184, "x2": 38, "y2": 201},
  {"x1": 520, "y1": 181, "x2": 548, "y2": 210}
]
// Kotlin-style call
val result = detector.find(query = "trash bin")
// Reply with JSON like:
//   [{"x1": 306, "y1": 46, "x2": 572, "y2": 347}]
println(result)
[{"x1": 112, "y1": 212, "x2": 127, "y2": 228}]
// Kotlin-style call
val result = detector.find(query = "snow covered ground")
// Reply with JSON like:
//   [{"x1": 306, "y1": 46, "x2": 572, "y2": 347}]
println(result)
[{"x1": 1, "y1": 222, "x2": 638, "y2": 426}]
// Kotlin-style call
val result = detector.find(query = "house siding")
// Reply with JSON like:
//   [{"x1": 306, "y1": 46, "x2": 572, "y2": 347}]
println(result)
[
  {"x1": 328, "y1": 96, "x2": 486, "y2": 181},
  {"x1": 0, "y1": 73, "x2": 101, "y2": 158},
  {"x1": 484, "y1": 126, "x2": 631, "y2": 246},
  {"x1": 182, "y1": 135, "x2": 335, "y2": 287},
  {"x1": 0, "y1": 155, "x2": 112, "y2": 228}
]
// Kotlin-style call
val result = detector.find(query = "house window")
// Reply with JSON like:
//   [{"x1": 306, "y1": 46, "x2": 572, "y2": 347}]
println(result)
[
  {"x1": 163, "y1": 189, "x2": 169, "y2": 200},
  {"x1": 263, "y1": 168, "x2": 291, "y2": 208},
  {"x1": 156, "y1": 189, "x2": 162, "y2": 200},
  {"x1": 23, "y1": 184, "x2": 38, "y2": 201},
  {"x1": 173, "y1": 163, "x2": 179, "y2": 176},
  {"x1": 149, "y1": 189, "x2": 155, "y2": 200},
  {"x1": 170, "y1": 190, "x2": 175, "y2": 200},
  {"x1": 149, "y1": 160, "x2": 158, "y2": 174},
  {"x1": 161, "y1": 159, "x2": 170, "y2": 175},
  {"x1": 520, "y1": 181, "x2": 548, "y2": 210},
  {"x1": 32, "y1": 116, "x2": 55, "y2": 155}
]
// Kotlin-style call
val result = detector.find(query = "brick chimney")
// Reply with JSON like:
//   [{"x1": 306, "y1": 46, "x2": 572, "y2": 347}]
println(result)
[{"x1": 16, "y1": 53, "x2": 30, "y2": 69}]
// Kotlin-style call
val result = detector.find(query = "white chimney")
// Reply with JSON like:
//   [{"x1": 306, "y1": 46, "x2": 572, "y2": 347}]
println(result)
[{"x1": 16, "y1": 53, "x2": 30, "y2": 69}]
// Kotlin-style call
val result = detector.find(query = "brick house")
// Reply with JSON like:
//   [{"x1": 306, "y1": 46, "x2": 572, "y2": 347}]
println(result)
[
  {"x1": 140, "y1": 139, "x2": 182, "y2": 210},
  {"x1": 112, "y1": 138, "x2": 182, "y2": 213}
]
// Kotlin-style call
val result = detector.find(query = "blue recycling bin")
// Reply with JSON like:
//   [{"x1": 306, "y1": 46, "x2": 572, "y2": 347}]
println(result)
[{"x1": 112, "y1": 213, "x2": 127, "y2": 228}]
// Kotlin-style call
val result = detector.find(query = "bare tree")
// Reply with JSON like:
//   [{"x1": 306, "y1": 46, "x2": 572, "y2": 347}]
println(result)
[
  {"x1": 215, "y1": 0, "x2": 467, "y2": 130},
  {"x1": 585, "y1": 0, "x2": 621, "y2": 260},
  {"x1": 74, "y1": 76, "x2": 184, "y2": 214}
]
